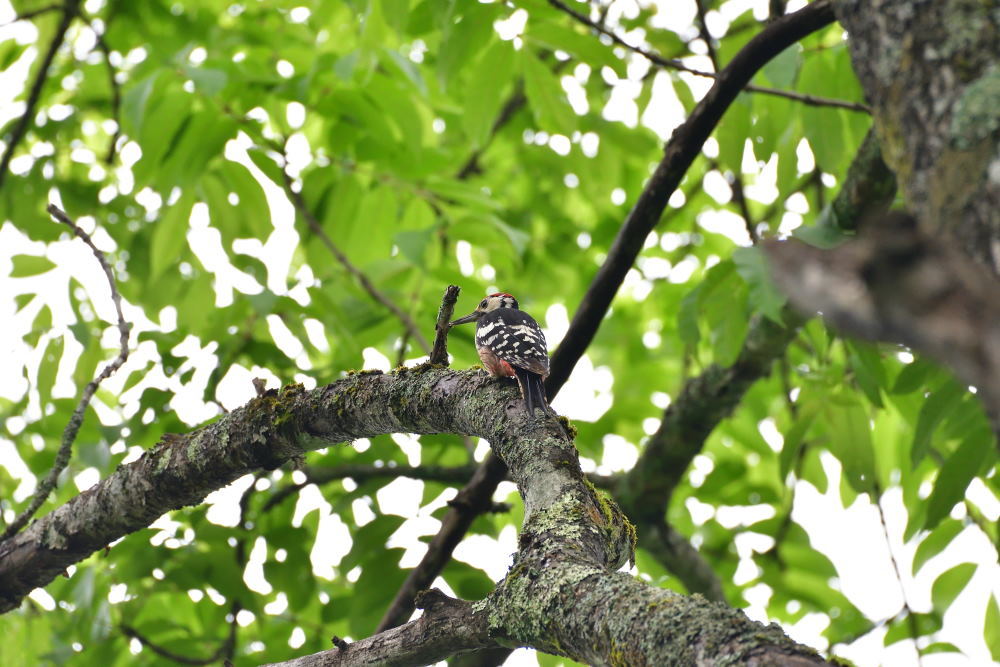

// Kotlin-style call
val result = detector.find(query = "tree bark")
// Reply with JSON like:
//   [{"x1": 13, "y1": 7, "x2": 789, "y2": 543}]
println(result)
[
  {"x1": 834, "y1": 0, "x2": 1000, "y2": 273},
  {"x1": 0, "y1": 367, "x2": 830, "y2": 665}
]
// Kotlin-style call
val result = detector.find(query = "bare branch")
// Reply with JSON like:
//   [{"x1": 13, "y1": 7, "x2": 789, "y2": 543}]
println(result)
[
  {"x1": 0, "y1": 1, "x2": 79, "y2": 189},
  {"x1": 81, "y1": 13, "x2": 122, "y2": 164},
  {"x1": 429, "y1": 285, "x2": 461, "y2": 365},
  {"x1": 280, "y1": 169, "x2": 432, "y2": 355},
  {"x1": 265, "y1": 590, "x2": 494, "y2": 667},
  {"x1": 122, "y1": 610, "x2": 238, "y2": 667},
  {"x1": 547, "y1": 0, "x2": 869, "y2": 114},
  {"x1": 547, "y1": 0, "x2": 837, "y2": 393},
  {"x1": 376, "y1": 1, "x2": 841, "y2": 632},
  {"x1": 764, "y1": 213, "x2": 1000, "y2": 436},
  {"x1": 2, "y1": 204, "x2": 130, "y2": 539},
  {"x1": 375, "y1": 455, "x2": 507, "y2": 632}
]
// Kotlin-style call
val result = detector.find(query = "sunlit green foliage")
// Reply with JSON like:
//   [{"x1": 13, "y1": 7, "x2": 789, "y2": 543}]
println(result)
[{"x1": 1, "y1": 0, "x2": 997, "y2": 665}]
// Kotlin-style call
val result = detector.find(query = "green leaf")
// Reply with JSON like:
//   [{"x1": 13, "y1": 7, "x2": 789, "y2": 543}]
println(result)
[
  {"x1": 522, "y1": 49, "x2": 577, "y2": 136},
  {"x1": 779, "y1": 402, "x2": 817, "y2": 479},
  {"x1": 219, "y1": 160, "x2": 273, "y2": 239},
  {"x1": 846, "y1": 340, "x2": 886, "y2": 408},
  {"x1": 920, "y1": 642, "x2": 962, "y2": 656},
  {"x1": 732, "y1": 246, "x2": 787, "y2": 324},
  {"x1": 36, "y1": 335, "x2": 64, "y2": 400},
  {"x1": 182, "y1": 66, "x2": 228, "y2": 96},
  {"x1": 986, "y1": 595, "x2": 1000, "y2": 662},
  {"x1": 762, "y1": 45, "x2": 801, "y2": 89},
  {"x1": 930, "y1": 562, "x2": 976, "y2": 612},
  {"x1": 715, "y1": 94, "x2": 752, "y2": 171},
  {"x1": 823, "y1": 396, "x2": 875, "y2": 494},
  {"x1": 463, "y1": 39, "x2": 515, "y2": 147},
  {"x1": 913, "y1": 520, "x2": 964, "y2": 574},
  {"x1": 525, "y1": 20, "x2": 624, "y2": 77},
  {"x1": 792, "y1": 220, "x2": 850, "y2": 249},
  {"x1": 924, "y1": 429, "x2": 993, "y2": 530},
  {"x1": 10, "y1": 255, "x2": 55, "y2": 277},
  {"x1": 911, "y1": 378, "x2": 966, "y2": 466},
  {"x1": 884, "y1": 612, "x2": 941, "y2": 646},
  {"x1": 122, "y1": 72, "x2": 160, "y2": 136},
  {"x1": 891, "y1": 357, "x2": 939, "y2": 394},
  {"x1": 151, "y1": 193, "x2": 193, "y2": 279},
  {"x1": 247, "y1": 147, "x2": 286, "y2": 186}
]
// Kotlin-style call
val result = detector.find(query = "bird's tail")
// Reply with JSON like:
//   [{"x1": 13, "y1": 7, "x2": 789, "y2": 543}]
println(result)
[{"x1": 513, "y1": 367, "x2": 548, "y2": 415}]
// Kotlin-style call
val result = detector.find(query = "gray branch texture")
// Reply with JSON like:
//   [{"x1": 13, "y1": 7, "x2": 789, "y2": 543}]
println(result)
[{"x1": 0, "y1": 367, "x2": 830, "y2": 665}]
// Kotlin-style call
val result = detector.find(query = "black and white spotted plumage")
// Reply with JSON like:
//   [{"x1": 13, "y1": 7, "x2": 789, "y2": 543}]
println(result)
[{"x1": 449, "y1": 293, "x2": 550, "y2": 414}]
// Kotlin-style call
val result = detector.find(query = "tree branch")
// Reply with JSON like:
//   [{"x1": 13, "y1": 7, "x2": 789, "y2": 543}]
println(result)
[
  {"x1": 375, "y1": 1, "x2": 840, "y2": 632},
  {"x1": 281, "y1": 169, "x2": 432, "y2": 355},
  {"x1": 2, "y1": 204, "x2": 130, "y2": 539},
  {"x1": 429, "y1": 284, "x2": 460, "y2": 365},
  {"x1": 266, "y1": 589, "x2": 494, "y2": 667},
  {"x1": 0, "y1": 0, "x2": 79, "y2": 189},
  {"x1": 547, "y1": 0, "x2": 868, "y2": 114},
  {"x1": 81, "y1": 13, "x2": 122, "y2": 164},
  {"x1": 547, "y1": 0, "x2": 836, "y2": 394},
  {"x1": 617, "y1": 126, "x2": 897, "y2": 598},
  {"x1": 764, "y1": 212, "x2": 1000, "y2": 435},
  {"x1": 375, "y1": 455, "x2": 507, "y2": 632}
]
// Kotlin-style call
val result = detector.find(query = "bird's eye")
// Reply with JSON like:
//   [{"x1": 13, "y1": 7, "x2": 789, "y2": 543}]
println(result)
[{"x1": 479, "y1": 300, "x2": 487, "y2": 308}]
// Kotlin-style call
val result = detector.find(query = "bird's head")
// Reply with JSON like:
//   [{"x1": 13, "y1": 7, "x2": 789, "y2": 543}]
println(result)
[{"x1": 449, "y1": 292, "x2": 519, "y2": 326}]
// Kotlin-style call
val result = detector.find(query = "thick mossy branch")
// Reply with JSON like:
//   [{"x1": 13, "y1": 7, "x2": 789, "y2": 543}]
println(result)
[{"x1": 1, "y1": 366, "x2": 827, "y2": 665}]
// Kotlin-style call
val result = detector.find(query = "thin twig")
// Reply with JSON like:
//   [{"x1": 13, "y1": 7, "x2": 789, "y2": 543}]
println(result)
[
  {"x1": 2, "y1": 204, "x2": 130, "y2": 539},
  {"x1": 873, "y1": 484, "x2": 924, "y2": 667},
  {"x1": 693, "y1": 0, "x2": 720, "y2": 69},
  {"x1": 121, "y1": 621, "x2": 237, "y2": 666},
  {"x1": 280, "y1": 169, "x2": 432, "y2": 355},
  {"x1": 429, "y1": 285, "x2": 460, "y2": 365},
  {"x1": 81, "y1": 14, "x2": 122, "y2": 164},
  {"x1": 547, "y1": 0, "x2": 870, "y2": 114},
  {"x1": 377, "y1": 1, "x2": 840, "y2": 633},
  {"x1": 695, "y1": 8, "x2": 758, "y2": 245},
  {"x1": 0, "y1": 1, "x2": 79, "y2": 190},
  {"x1": 728, "y1": 169, "x2": 758, "y2": 243}
]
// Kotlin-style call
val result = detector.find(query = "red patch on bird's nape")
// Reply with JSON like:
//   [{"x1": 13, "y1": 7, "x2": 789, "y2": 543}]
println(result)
[{"x1": 489, "y1": 292, "x2": 515, "y2": 298}]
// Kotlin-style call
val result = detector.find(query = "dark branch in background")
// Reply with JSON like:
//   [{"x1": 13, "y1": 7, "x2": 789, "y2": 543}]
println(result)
[
  {"x1": 268, "y1": 589, "x2": 493, "y2": 667},
  {"x1": 547, "y1": 0, "x2": 869, "y2": 114},
  {"x1": 123, "y1": 596, "x2": 239, "y2": 667},
  {"x1": 375, "y1": 455, "x2": 507, "y2": 632},
  {"x1": 547, "y1": 0, "x2": 836, "y2": 393},
  {"x1": 375, "y1": 0, "x2": 839, "y2": 633},
  {"x1": 765, "y1": 212, "x2": 1000, "y2": 435},
  {"x1": 280, "y1": 168, "x2": 432, "y2": 355},
  {"x1": 2, "y1": 204, "x2": 130, "y2": 539},
  {"x1": 696, "y1": 2, "x2": 757, "y2": 246},
  {"x1": 429, "y1": 285, "x2": 460, "y2": 365},
  {"x1": 121, "y1": 623, "x2": 237, "y2": 666},
  {"x1": 618, "y1": 127, "x2": 896, "y2": 600},
  {"x1": 0, "y1": 1, "x2": 79, "y2": 190}
]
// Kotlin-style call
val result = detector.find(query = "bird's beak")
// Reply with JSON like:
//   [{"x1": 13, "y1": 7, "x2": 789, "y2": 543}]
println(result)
[{"x1": 449, "y1": 311, "x2": 481, "y2": 326}]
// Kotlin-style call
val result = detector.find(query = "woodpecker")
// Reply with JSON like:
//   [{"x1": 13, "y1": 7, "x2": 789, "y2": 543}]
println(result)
[{"x1": 449, "y1": 293, "x2": 550, "y2": 415}]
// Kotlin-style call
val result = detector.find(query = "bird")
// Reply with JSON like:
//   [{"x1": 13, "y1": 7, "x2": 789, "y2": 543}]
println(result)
[{"x1": 449, "y1": 292, "x2": 550, "y2": 415}]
